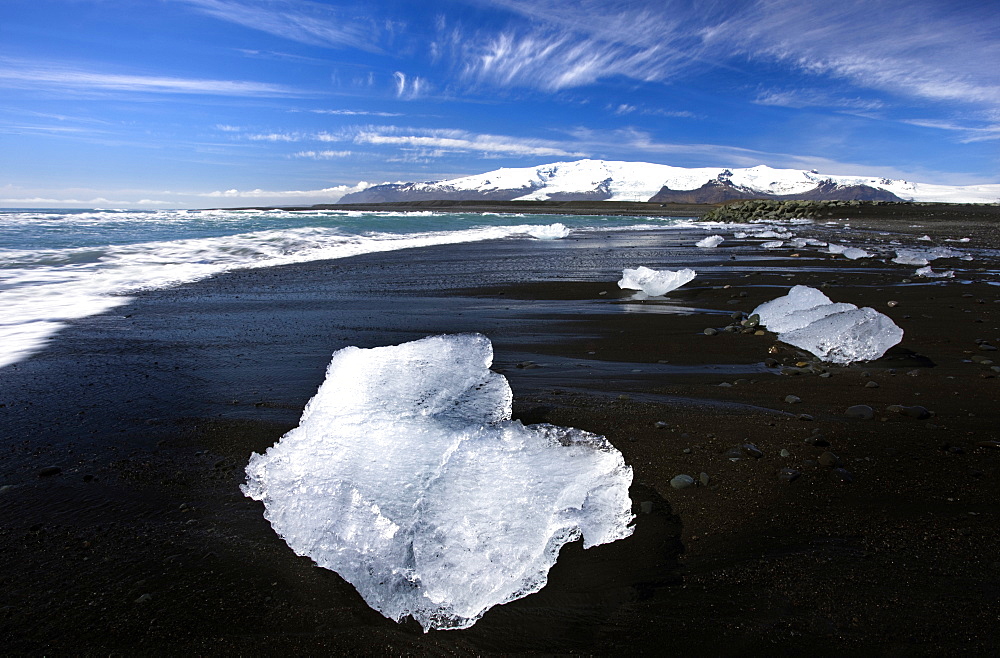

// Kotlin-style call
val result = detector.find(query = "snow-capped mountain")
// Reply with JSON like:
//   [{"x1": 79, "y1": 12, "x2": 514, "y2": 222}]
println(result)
[{"x1": 339, "y1": 159, "x2": 999, "y2": 204}]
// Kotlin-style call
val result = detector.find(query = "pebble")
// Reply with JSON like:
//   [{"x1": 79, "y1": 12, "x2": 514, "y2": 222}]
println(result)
[
  {"x1": 797, "y1": 414, "x2": 815, "y2": 421},
  {"x1": 38, "y1": 466, "x2": 62, "y2": 477},
  {"x1": 887, "y1": 300, "x2": 899, "y2": 307},
  {"x1": 971, "y1": 355, "x2": 993, "y2": 364},
  {"x1": 845, "y1": 404, "x2": 875, "y2": 420},
  {"x1": 655, "y1": 421, "x2": 669, "y2": 429},
  {"x1": 704, "y1": 327, "x2": 719, "y2": 336},
  {"x1": 670, "y1": 474, "x2": 696, "y2": 489},
  {"x1": 135, "y1": 593, "x2": 153, "y2": 604},
  {"x1": 886, "y1": 404, "x2": 932, "y2": 419},
  {"x1": 764, "y1": 358, "x2": 778, "y2": 368},
  {"x1": 639, "y1": 501, "x2": 654, "y2": 514},
  {"x1": 977, "y1": 440, "x2": 1000, "y2": 449},
  {"x1": 829, "y1": 468, "x2": 854, "y2": 483},
  {"x1": 784, "y1": 394, "x2": 802, "y2": 404},
  {"x1": 699, "y1": 472, "x2": 711, "y2": 486},
  {"x1": 741, "y1": 443, "x2": 764, "y2": 459},
  {"x1": 865, "y1": 381, "x2": 880, "y2": 388},
  {"x1": 780, "y1": 448, "x2": 791, "y2": 458},
  {"x1": 979, "y1": 344, "x2": 998, "y2": 351},
  {"x1": 818, "y1": 451, "x2": 842, "y2": 467},
  {"x1": 777, "y1": 467, "x2": 801, "y2": 483}
]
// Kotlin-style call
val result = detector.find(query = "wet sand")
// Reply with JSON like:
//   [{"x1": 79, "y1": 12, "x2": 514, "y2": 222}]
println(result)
[{"x1": 2, "y1": 211, "x2": 999, "y2": 654}]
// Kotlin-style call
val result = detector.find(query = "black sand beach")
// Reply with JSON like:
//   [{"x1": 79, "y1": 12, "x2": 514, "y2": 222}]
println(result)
[{"x1": 2, "y1": 206, "x2": 1000, "y2": 654}]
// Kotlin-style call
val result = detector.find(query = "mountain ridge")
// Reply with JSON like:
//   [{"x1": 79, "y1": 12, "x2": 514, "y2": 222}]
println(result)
[{"x1": 339, "y1": 159, "x2": 998, "y2": 205}]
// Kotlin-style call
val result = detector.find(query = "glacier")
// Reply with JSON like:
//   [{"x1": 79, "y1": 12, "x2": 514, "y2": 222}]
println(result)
[
  {"x1": 618, "y1": 266, "x2": 697, "y2": 296},
  {"x1": 242, "y1": 334, "x2": 634, "y2": 632},
  {"x1": 752, "y1": 286, "x2": 903, "y2": 364}
]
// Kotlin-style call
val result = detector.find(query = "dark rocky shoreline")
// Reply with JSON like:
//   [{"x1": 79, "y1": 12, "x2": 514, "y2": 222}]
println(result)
[{"x1": 2, "y1": 210, "x2": 999, "y2": 654}]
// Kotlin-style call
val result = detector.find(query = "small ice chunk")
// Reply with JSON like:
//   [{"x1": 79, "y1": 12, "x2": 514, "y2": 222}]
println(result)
[
  {"x1": 916, "y1": 266, "x2": 954, "y2": 278},
  {"x1": 765, "y1": 302, "x2": 858, "y2": 333},
  {"x1": 918, "y1": 235, "x2": 932, "y2": 241},
  {"x1": 526, "y1": 223, "x2": 570, "y2": 240},
  {"x1": 893, "y1": 249, "x2": 930, "y2": 266},
  {"x1": 778, "y1": 307, "x2": 903, "y2": 364},
  {"x1": 618, "y1": 266, "x2": 696, "y2": 296},
  {"x1": 243, "y1": 334, "x2": 634, "y2": 632},
  {"x1": 733, "y1": 231, "x2": 749, "y2": 239},
  {"x1": 696, "y1": 235, "x2": 724, "y2": 248},
  {"x1": 841, "y1": 247, "x2": 871, "y2": 260},
  {"x1": 828, "y1": 243, "x2": 871, "y2": 259},
  {"x1": 752, "y1": 285, "x2": 833, "y2": 329},
  {"x1": 761, "y1": 240, "x2": 784, "y2": 249},
  {"x1": 754, "y1": 230, "x2": 793, "y2": 239},
  {"x1": 945, "y1": 237, "x2": 971, "y2": 243}
]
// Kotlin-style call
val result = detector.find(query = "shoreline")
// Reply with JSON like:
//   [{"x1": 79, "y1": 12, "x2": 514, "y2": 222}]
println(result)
[{"x1": 2, "y1": 213, "x2": 999, "y2": 653}]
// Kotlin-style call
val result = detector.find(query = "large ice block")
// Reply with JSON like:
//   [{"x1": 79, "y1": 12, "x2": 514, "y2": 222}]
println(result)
[
  {"x1": 778, "y1": 307, "x2": 903, "y2": 364},
  {"x1": 618, "y1": 266, "x2": 696, "y2": 296},
  {"x1": 242, "y1": 334, "x2": 634, "y2": 632}
]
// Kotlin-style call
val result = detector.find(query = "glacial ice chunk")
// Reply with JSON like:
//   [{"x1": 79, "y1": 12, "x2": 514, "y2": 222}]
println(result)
[
  {"x1": 753, "y1": 286, "x2": 903, "y2": 364},
  {"x1": 751, "y1": 285, "x2": 834, "y2": 329},
  {"x1": 893, "y1": 249, "x2": 930, "y2": 266},
  {"x1": 696, "y1": 235, "x2": 724, "y2": 248},
  {"x1": 828, "y1": 243, "x2": 871, "y2": 259},
  {"x1": 526, "y1": 223, "x2": 570, "y2": 240},
  {"x1": 618, "y1": 266, "x2": 696, "y2": 296},
  {"x1": 764, "y1": 302, "x2": 858, "y2": 334},
  {"x1": 894, "y1": 247, "x2": 959, "y2": 265},
  {"x1": 242, "y1": 334, "x2": 634, "y2": 632},
  {"x1": 916, "y1": 266, "x2": 954, "y2": 278},
  {"x1": 778, "y1": 307, "x2": 904, "y2": 364},
  {"x1": 761, "y1": 240, "x2": 784, "y2": 249}
]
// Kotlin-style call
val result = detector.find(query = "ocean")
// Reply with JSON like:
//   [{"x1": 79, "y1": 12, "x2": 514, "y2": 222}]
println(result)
[{"x1": 0, "y1": 207, "x2": 695, "y2": 369}]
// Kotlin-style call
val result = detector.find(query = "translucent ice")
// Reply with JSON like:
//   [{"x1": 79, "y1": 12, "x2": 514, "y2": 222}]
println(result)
[
  {"x1": 828, "y1": 243, "x2": 871, "y2": 260},
  {"x1": 526, "y1": 223, "x2": 570, "y2": 240},
  {"x1": 764, "y1": 302, "x2": 858, "y2": 334},
  {"x1": 618, "y1": 266, "x2": 696, "y2": 296},
  {"x1": 696, "y1": 235, "x2": 724, "y2": 248},
  {"x1": 242, "y1": 334, "x2": 634, "y2": 632},
  {"x1": 752, "y1": 286, "x2": 902, "y2": 364},
  {"x1": 761, "y1": 240, "x2": 784, "y2": 249},
  {"x1": 894, "y1": 247, "x2": 959, "y2": 265},
  {"x1": 778, "y1": 307, "x2": 904, "y2": 364},
  {"x1": 752, "y1": 285, "x2": 834, "y2": 329},
  {"x1": 916, "y1": 266, "x2": 954, "y2": 278},
  {"x1": 893, "y1": 249, "x2": 930, "y2": 266}
]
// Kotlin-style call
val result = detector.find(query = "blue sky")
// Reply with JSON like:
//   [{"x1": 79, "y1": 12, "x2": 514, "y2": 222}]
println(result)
[{"x1": 1, "y1": 0, "x2": 998, "y2": 207}]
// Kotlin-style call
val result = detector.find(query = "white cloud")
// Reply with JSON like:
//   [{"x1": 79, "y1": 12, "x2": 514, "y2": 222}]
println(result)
[
  {"x1": 351, "y1": 126, "x2": 586, "y2": 157},
  {"x1": 292, "y1": 150, "x2": 354, "y2": 159},
  {"x1": 177, "y1": 0, "x2": 382, "y2": 52},
  {"x1": 459, "y1": 0, "x2": 1000, "y2": 110},
  {"x1": 310, "y1": 109, "x2": 403, "y2": 117},
  {"x1": 393, "y1": 71, "x2": 427, "y2": 99},
  {"x1": 0, "y1": 59, "x2": 299, "y2": 97},
  {"x1": 199, "y1": 182, "x2": 371, "y2": 200}
]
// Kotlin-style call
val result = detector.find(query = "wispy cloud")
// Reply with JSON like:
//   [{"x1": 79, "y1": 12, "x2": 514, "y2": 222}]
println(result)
[
  {"x1": 199, "y1": 182, "x2": 371, "y2": 199},
  {"x1": 754, "y1": 89, "x2": 884, "y2": 112},
  {"x1": 0, "y1": 59, "x2": 299, "y2": 97},
  {"x1": 393, "y1": 71, "x2": 427, "y2": 99},
  {"x1": 292, "y1": 150, "x2": 354, "y2": 159},
  {"x1": 903, "y1": 119, "x2": 1000, "y2": 143},
  {"x1": 349, "y1": 126, "x2": 585, "y2": 158},
  {"x1": 177, "y1": 0, "x2": 382, "y2": 52},
  {"x1": 707, "y1": 0, "x2": 1000, "y2": 107},
  {"x1": 310, "y1": 109, "x2": 403, "y2": 117},
  {"x1": 459, "y1": 0, "x2": 1000, "y2": 111}
]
